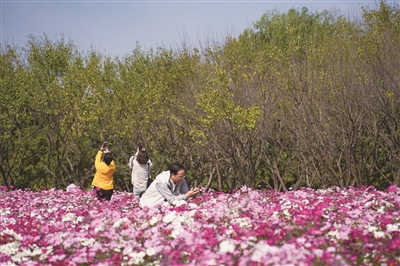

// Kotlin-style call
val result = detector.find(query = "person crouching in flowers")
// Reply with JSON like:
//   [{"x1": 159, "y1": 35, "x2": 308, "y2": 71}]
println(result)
[
  {"x1": 139, "y1": 162, "x2": 199, "y2": 208},
  {"x1": 91, "y1": 142, "x2": 116, "y2": 201}
]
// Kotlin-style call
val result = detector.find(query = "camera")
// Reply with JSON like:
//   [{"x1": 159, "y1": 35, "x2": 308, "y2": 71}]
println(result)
[{"x1": 138, "y1": 143, "x2": 143, "y2": 150}]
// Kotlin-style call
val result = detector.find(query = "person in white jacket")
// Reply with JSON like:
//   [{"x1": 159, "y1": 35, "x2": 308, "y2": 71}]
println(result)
[
  {"x1": 128, "y1": 147, "x2": 152, "y2": 199},
  {"x1": 139, "y1": 162, "x2": 199, "y2": 208}
]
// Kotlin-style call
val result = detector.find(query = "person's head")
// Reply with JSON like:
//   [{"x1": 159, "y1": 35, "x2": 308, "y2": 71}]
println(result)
[
  {"x1": 68, "y1": 178, "x2": 74, "y2": 184},
  {"x1": 103, "y1": 152, "x2": 113, "y2": 165},
  {"x1": 169, "y1": 162, "x2": 186, "y2": 184},
  {"x1": 136, "y1": 150, "x2": 149, "y2": 164}
]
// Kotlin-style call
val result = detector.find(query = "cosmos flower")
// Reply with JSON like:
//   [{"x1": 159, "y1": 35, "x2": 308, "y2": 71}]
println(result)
[{"x1": 0, "y1": 187, "x2": 398, "y2": 265}]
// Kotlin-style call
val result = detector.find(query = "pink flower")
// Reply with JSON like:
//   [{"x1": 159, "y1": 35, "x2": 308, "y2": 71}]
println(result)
[
  {"x1": 389, "y1": 237, "x2": 400, "y2": 250},
  {"x1": 387, "y1": 184, "x2": 397, "y2": 193}
]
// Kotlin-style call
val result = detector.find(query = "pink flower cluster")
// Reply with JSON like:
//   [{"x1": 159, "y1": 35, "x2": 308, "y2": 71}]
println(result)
[{"x1": 0, "y1": 185, "x2": 399, "y2": 265}]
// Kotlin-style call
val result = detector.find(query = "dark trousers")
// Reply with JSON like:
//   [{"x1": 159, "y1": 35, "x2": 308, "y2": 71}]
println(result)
[{"x1": 93, "y1": 187, "x2": 113, "y2": 201}]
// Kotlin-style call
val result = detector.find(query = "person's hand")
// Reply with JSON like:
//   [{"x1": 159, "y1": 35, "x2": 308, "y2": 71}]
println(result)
[
  {"x1": 186, "y1": 188, "x2": 200, "y2": 199},
  {"x1": 137, "y1": 147, "x2": 145, "y2": 153},
  {"x1": 101, "y1": 142, "x2": 108, "y2": 151}
]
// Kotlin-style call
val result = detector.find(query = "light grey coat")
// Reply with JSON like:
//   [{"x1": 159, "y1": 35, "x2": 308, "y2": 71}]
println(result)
[{"x1": 139, "y1": 170, "x2": 189, "y2": 208}]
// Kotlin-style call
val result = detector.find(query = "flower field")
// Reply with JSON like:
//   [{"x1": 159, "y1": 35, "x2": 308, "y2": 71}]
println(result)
[{"x1": 0, "y1": 185, "x2": 399, "y2": 266}]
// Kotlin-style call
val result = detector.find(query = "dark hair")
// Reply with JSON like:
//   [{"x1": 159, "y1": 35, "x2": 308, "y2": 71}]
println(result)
[
  {"x1": 136, "y1": 150, "x2": 149, "y2": 164},
  {"x1": 168, "y1": 162, "x2": 185, "y2": 175},
  {"x1": 68, "y1": 178, "x2": 74, "y2": 184},
  {"x1": 103, "y1": 153, "x2": 113, "y2": 165}
]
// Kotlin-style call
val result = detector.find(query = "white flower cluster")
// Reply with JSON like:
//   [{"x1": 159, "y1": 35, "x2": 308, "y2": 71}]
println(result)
[
  {"x1": 62, "y1": 212, "x2": 76, "y2": 222},
  {"x1": 368, "y1": 226, "x2": 385, "y2": 238},
  {"x1": 162, "y1": 211, "x2": 177, "y2": 224},
  {"x1": 122, "y1": 247, "x2": 146, "y2": 265},
  {"x1": 113, "y1": 217, "x2": 130, "y2": 228},
  {"x1": 218, "y1": 239, "x2": 236, "y2": 254},
  {"x1": 79, "y1": 237, "x2": 96, "y2": 247},
  {"x1": 1, "y1": 228, "x2": 23, "y2": 241}
]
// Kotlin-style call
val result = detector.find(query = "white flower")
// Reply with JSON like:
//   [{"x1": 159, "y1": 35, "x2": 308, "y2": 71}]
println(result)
[
  {"x1": 28, "y1": 244, "x2": 42, "y2": 256},
  {"x1": 368, "y1": 226, "x2": 378, "y2": 233},
  {"x1": 322, "y1": 213, "x2": 330, "y2": 219},
  {"x1": 74, "y1": 216, "x2": 84, "y2": 223},
  {"x1": 188, "y1": 209, "x2": 197, "y2": 217},
  {"x1": 382, "y1": 200, "x2": 393, "y2": 208},
  {"x1": 0, "y1": 208, "x2": 11, "y2": 216},
  {"x1": 172, "y1": 200, "x2": 186, "y2": 206},
  {"x1": 62, "y1": 213, "x2": 76, "y2": 222},
  {"x1": 283, "y1": 209, "x2": 291, "y2": 217},
  {"x1": 171, "y1": 225, "x2": 183, "y2": 238},
  {"x1": 94, "y1": 224, "x2": 104, "y2": 233},
  {"x1": 373, "y1": 231, "x2": 385, "y2": 238},
  {"x1": 2, "y1": 228, "x2": 22, "y2": 241},
  {"x1": 42, "y1": 245, "x2": 54, "y2": 257},
  {"x1": 113, "y1": 217, "x2": 130, "y2": 228},
  {"x1": 162, "y1": 211, "x2": 177, "y2": 224},
  {"x1": 10, "y1": 244, "x2": 43, "y2": 263},
  {"x1": 225, "y1": 226, "x2": 234, "y2": 236},
  {"x1": 188, "y1": 203, "x2": 198, "y2": 209},
  {"x1": 225, "y1": 208, "x2": 240, "y2": 218},
  {"x1": 146, "y1": 247, "x2": 155, "y2": 256},
  {"x1": 121, "y1": 246, "x2": 146, "y2": 265},
  {"x1": 246, "y1": 236, "x2": 257, "y2": 244},
  {"x1": 251, "y1": 243, "x2": 278, "y2": 262},
  {"x1": 130, "y1": 251, "x2": 146, "y2": 264},
  {"x1": 387, "y1": 224, "x2": 399, "y2": 232},
  {"x1": 149, "y1": 216, "x2": 159, "y2": 226},
  {"x1": 327, "y1": 229, "x2": 340, "y2": 241},
  {"x1": 122, "y1": 247, "x2": 132, "y2": 255},
  {"x1": 236, "y1": 217, "x2": 251, "y2": 228},
  {"x1": 219, "y1": 239, "x2": 235, "y2": 254},
  {"x1": 0, "y1": 241, "x2": 20, "y2": 255},
  {"x1": 47, "y1": 207, "x2": 58, "y2": 213},
  {"x1": 184, "y1": 217, "x2": 195, "y2": 229},
  {"x1": 272, "y1": 211, "x2": 280, "y2": 218},
  {"x1": 377, "y1": 206, "x2": 385, "y2": 213},
  {"x1": 80, "y1": 237, "x2": 96, "y2": 247}
]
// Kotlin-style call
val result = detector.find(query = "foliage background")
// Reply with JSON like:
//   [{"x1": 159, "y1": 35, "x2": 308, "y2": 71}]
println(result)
[{"x1": 1, "y1": 1, "x2": 399, "y2": 192}]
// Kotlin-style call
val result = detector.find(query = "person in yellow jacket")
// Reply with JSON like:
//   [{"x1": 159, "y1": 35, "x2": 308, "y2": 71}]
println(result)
[{"x1": 92, "y1": 142, "x2": 116, "y2": 201}]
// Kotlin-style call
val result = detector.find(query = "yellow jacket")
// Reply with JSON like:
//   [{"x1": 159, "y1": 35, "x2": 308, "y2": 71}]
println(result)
[{"x1": 91, "y1": 151, "x2": 116, "y2": 190}]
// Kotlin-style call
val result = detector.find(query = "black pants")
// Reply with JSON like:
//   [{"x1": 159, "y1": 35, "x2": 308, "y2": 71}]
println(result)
[{"x1": 93, "y1": 187, "x2": 113, "y2": 201}]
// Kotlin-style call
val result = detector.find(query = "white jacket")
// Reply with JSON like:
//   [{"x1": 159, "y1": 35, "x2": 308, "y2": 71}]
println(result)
[
  {"x1": 128, "y1": 155, "x2": 152, "y2": 188},
  {"x1": 139, "y1": 170, "x2": 188, "y2": 208}
]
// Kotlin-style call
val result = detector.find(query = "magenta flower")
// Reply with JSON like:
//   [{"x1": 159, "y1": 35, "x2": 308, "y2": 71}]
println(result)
[
  {"x1": 387, "y1": 184, "x2": 397, "y2": 193},
  {"x1": 0, "y1": 187, "x2": 399, "y2": 265}
]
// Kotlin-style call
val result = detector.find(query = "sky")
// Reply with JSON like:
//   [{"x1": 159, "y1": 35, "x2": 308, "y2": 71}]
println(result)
[{"x1": 1, "y1": 0, "x2": 381, "y2": 58}]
